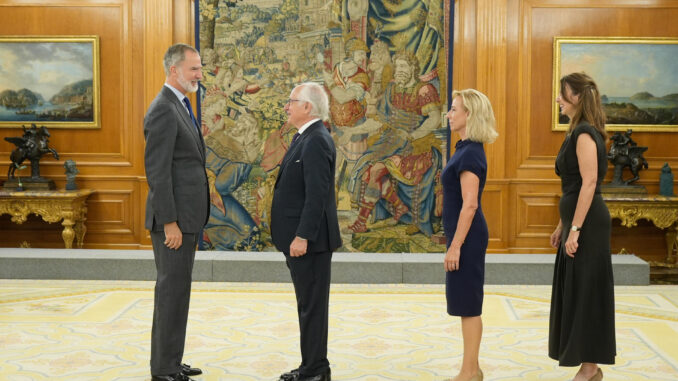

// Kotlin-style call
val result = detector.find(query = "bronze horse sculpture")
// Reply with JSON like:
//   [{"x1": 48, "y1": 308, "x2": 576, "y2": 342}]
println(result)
[
  {"x1": 607, "y1": 129, "x2": 648, "y2": 185},
  {"x1": 5, "y1": 124, "x2": 59, "y2": 179}
]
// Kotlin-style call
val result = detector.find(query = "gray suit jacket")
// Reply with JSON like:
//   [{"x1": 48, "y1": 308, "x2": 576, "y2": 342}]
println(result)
[{"x1": 144, "y1": 86, "x2": 209, "y2": 233}]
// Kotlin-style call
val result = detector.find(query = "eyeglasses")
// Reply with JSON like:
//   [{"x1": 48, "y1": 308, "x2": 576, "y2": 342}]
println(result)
[{"x1": 286, "y1": 98, "x2": 304, "y2": 105}]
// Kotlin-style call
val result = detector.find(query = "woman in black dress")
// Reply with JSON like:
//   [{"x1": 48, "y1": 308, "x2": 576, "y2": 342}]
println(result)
[
  {"x1": 442, "y1": 89, "x2": 498, "y2": 381},
  {"x1": 549, "y1": 72, "x2": 616, "y2": 381}
]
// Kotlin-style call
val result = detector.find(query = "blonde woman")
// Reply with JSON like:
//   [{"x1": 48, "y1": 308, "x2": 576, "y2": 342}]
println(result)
[{"x1": 442, "y1": 89, "x2": 498, "y2": 381}]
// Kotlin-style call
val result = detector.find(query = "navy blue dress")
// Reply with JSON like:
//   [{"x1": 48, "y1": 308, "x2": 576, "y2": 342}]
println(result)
[{"x1": 442, "y1": 139, "x2": 488, "y2": 317}]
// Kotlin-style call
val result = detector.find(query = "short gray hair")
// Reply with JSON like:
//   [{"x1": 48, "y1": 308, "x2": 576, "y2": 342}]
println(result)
[
  {"x1": 293, "y1": 82, "x2": 330, "y2": 122},
  {"x1": 163, "y1": 43, "x2": 198, "y2": 76}
]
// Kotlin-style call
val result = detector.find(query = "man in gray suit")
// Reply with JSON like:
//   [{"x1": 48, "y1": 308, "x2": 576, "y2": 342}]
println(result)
[{"x1": 144, "y1": 43, "x2": 209, "y2": 381}]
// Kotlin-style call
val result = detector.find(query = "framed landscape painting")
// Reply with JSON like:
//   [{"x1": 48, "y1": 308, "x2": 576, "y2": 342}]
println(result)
[
  {"x1": 553, "y1": 37, "x2": 678, "y2": 132},
  {"x1": 0, "y1": 35, "x2": 100, "y2": 129}
]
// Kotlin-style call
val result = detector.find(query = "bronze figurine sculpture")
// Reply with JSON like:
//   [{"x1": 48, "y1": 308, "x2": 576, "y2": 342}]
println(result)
[
  {"x1": 607, "y1": 129, "x2": 648, "y2": 186},
  {"x1": 64, "y1": 159, "x2": 79, "y2": 191},
  {"x1": 660, "y1": 163, "x2": 674, "y2": 196},
  {"x1": 4, "y1": 124, "x2": 59, "y2": 190}
]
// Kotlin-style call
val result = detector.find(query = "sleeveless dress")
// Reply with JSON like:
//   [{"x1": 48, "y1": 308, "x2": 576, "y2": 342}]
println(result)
[
  {"x1": 442, "y1": 139, "x2": 488, "y2": 317},
  {"x1": 549, "y1": 122, "x2": 616, "y2": 366}
]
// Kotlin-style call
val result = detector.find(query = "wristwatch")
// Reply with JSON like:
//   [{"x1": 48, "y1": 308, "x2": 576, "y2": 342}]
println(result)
[{"x1": 570, "y1": 225, "x2": 581, "y2": 232}]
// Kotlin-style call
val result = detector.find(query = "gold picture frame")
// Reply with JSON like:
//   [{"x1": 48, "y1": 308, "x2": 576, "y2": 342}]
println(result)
[
  {"x1": 553, "y1": 37, "x2": 678, "y2": 132},
  {"x1": 0, "y1": 35, "x2": 101, "y2": 129}
]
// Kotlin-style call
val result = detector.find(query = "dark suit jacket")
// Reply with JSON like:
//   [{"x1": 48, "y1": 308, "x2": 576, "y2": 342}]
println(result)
[
  {"x1": 271, "y1": 120, "x2": 342, "y2": 253},
  {"x1": 144, "y1": 86, "x2": 209, "y2": 234}
]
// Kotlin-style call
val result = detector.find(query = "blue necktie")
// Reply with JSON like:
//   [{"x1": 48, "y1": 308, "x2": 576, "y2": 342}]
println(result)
[
  {"x1": 291, "y1": 132, "x2": 300, "y2": 145},
  {"x1": 182, "y1": 97, "x2": 200, "y2": 132}
]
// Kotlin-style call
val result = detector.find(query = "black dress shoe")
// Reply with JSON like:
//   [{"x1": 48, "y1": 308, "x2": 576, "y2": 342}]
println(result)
[
  {"x1": 297, "y1": 368, "x2": 331, "y2": 381},
  {"x1": 180, "y1": 363, "x2": 202, "y2": 376},
  {"x1": 278, "y1": 368, "x2": 299, "y2": 381},
  {"x1": 151, "y1": 373, "x2": 194, "y2": 381}
]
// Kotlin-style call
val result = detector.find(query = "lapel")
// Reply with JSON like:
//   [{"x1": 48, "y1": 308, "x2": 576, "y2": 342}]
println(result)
[
  {"x1": 162, "y1": 87, "x2": 205, "y2": 161},
  {"x1": 275, "y1": 121, "x2": 322, "y2": 186}
]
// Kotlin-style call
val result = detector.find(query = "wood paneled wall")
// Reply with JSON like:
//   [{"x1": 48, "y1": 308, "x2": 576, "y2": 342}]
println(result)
[
  {"x1": 0, "y1": 0, "x2": 675, "y2": 261},
  {"x1": 455, "y1": 0, "x2": 678, "y2": 260},
  {"x1": 0, "y1": 0, "x2": 193, "y2": 249}
]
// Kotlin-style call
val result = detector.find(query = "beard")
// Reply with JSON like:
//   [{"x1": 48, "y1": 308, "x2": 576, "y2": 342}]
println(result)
[
  {"x1": 394, "y1": 71, "x2": 411, "y2": 86},
  {"x1": 178, "y1": 72, "x2": 199, "y2": 93}
]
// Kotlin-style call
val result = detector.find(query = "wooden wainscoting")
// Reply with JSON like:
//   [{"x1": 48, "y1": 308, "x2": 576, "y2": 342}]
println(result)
[
  {"x1": 1, "y1": 0, "x2": 675, "y2": 262},
  {"x1": 452, "y1": 0, "x2": 678, "y2": 259},
  {"x1": 0, "y1": 0, "x2": 186, "y2": 249}
]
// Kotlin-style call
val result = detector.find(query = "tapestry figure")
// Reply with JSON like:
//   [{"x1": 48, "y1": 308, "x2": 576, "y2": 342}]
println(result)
[
  {"x1": 323, "y1": 36, "x2": 371, "y2": 192},
  {"x1": 342, "y1": 50, "x2": 442, "y2": 236},
  {"x1": 201, "y1": 113, "x2": 262, "y2": 250}
]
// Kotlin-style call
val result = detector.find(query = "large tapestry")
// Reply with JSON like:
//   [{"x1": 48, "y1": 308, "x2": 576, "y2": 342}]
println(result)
[{"x1": 197, "y1": 0, "x2": 448, "y2": 252}]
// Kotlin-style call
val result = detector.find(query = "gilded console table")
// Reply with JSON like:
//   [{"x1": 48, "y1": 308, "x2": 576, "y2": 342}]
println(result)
[
  {"x1": 0, "y1": 189, "x2": 93, "y2": 248},
  {"x1": 603, "y1": 194, "x2": 678, "y2": 263}
]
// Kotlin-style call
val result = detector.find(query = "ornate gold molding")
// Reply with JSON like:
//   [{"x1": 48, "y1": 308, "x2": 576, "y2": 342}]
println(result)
[
  {"x1": 0, "y1": 190, "x2": 93, "y2": 248},
  {"x1": 604, "y1": 194, "x2": 678, "y2": 263}
]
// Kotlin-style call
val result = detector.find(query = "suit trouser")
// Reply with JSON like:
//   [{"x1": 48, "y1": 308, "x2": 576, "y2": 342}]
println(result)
[
  {"x1": 285, "y1": 250, "x2": 333, "y2": 377},
  {"x1": 150, "y1": 231, "x2": 198, "y2": 376}
]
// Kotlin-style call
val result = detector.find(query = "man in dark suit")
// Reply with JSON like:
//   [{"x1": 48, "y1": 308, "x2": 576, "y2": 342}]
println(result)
[
  {"x1": 144, "y1": 43, "x2": 209, "y2": 381},
  {"x1": 271, "y1": 82, "x2": 342, "y2": 381}
]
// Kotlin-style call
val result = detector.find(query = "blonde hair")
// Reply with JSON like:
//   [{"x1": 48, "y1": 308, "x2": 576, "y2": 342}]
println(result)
[{"x1": 452, "y1": 89, "x2": 498, "y2": 144}]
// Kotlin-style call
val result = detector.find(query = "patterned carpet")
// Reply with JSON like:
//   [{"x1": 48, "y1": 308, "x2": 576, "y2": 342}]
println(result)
[{"x1": 1, "y1": 280, "x2": 677, "y2": 380}]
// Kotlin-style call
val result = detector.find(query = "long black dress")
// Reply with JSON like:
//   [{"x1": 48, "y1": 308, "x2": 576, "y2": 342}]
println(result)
[{"x1": 549, "y1": 122, "x2": 616, "y2": 366}]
